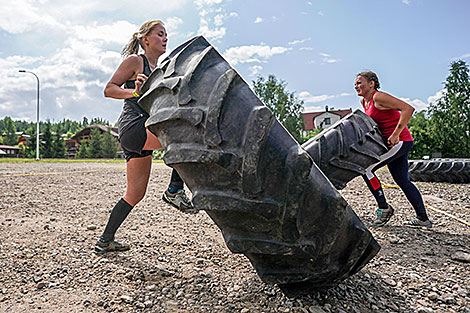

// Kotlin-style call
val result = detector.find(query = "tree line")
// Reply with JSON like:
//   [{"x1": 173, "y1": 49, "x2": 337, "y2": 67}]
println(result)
[
  {"x1": 0, "y1": 116, "x2": 117, "y2": 159},
  {"x1": 1, "y1": 60, "x2": 469, "y2": 159}
]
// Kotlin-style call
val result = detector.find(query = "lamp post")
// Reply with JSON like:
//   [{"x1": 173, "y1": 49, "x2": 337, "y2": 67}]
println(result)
[{"x1": 19, "y1": 70, "x2": 40, "y2": 160}]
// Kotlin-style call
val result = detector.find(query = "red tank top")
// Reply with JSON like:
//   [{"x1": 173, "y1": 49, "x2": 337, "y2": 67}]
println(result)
[{"x1": 362, "y1": 91, "x2": 413, "y2": 141}]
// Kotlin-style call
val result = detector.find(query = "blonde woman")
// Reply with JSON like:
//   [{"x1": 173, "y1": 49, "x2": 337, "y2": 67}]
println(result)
[{"x1": 95, "y1": 20, "x2": 194, "y2": 254}]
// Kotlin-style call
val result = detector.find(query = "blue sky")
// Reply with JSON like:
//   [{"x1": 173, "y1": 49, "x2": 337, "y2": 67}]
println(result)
[{"x1": 1, "y1": 0, "x2": 469, "y2": 124}]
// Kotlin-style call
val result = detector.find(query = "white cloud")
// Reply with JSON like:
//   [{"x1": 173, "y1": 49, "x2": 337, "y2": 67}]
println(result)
[
  {"x1": 223, "y1": 45, "x2": 291, "y2": 66},
  {"x1": 214, "y1": 14, "x2": 225, "y2": 26},
  {"x1": 249, "y1": 65, "x2": 263, "y2": 76},
  {"x1": 72, "y1": 21, "x2": 137, "y2": 45},
  {"x1": 254, "y1": 17, "x2": 263, "y2": 23},
  {"x1": 319, "y1": 52, "x2": 340, "y2": 64},
  {"x1": 288, "y1": 38, "x2": 311, "y2": 45},
  {"x1": 303, "y1": 106, "x2": 322, "y2": 113},
  {"x1": 427, "y1": 89, "x2": 445, "y2": 105},
  {"x1": 194, "y1": 0, "x2": 223, "y2": 8},
  {"x1": 300, "y1": 47, "x2": 314, "y2": 51},
  {"x1": 299, "y1": 91, "x2": 350, "y2": 103},
  {"x1": 165, "y1": 17, "x2": 184, "y2": 34},
  {"x1": 400, "y1": 97, "x2": 427, "y2": 111},
  {"x1": 0, "y1": 0, "x2": 63, "y2": 34},
  {"x1": 456, "y1": 53, "x2": 470, "y2": 60},
  {"x1": 402, "y1": 0, "x2": 410, "y2": 5},
  {"x1": 198, "y1": 17, "x2": 226, "y2": 40},
  {"x1": 307, "y1": 1, "x2": 313, "y2": 5},
  {"x1": 318, "y1": 11, "x2": 325, "y2": 16}
]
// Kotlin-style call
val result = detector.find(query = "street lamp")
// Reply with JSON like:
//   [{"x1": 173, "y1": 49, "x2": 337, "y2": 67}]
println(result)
[{"x1": 19, "y1": 70, "x2": 40, "y2": 160}]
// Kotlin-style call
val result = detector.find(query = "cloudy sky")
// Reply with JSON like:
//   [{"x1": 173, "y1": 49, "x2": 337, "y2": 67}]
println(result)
[{"x1": 1, "y1": 0, "x2": 469, "y2": 124}]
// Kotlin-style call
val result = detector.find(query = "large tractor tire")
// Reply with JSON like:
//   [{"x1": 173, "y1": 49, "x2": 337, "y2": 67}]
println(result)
[
  {"x1": 408, "y1": 159, "x2": 470, "y2": 183},
  {"x1": 139, "y1": 36, "x2": 380, "y2": 294},
  {"x1": 302, "y1": 110, "x2": 389, "y2": 190}
]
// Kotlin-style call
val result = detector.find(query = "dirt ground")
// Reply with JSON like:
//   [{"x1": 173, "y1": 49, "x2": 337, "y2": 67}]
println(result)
[{"x1": 0, "y1": 161, "x2": 469, "y2": 313}]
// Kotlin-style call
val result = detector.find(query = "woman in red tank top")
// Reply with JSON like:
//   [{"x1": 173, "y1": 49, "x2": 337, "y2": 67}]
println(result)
[{"x1": 354, "y1": 71, "x2": 432, "y2": 228}]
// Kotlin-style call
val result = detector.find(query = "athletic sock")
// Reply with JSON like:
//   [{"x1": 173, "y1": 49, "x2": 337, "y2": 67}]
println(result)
[
  {"x1": 100, "y1": 198, "x2": 133, "y2": 242},
  {"x1": 168, "y1": 186, "x2": 182, "y2": 194}
]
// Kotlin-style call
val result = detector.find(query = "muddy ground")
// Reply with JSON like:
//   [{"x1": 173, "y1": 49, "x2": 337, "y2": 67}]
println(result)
[{"x1": 0, "y1": 161, "x2": 469, "y2": 313}]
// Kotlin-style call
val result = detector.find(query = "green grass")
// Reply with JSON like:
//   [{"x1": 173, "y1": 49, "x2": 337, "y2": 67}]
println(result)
[{"x1": 0, "y1": 158, "x2": 164, "y2": 164}]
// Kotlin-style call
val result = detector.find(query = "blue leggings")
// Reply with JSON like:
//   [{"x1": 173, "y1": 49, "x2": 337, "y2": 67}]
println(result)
[{"x1": 362, "y1": 141, "x2": 428, "y2": 221}]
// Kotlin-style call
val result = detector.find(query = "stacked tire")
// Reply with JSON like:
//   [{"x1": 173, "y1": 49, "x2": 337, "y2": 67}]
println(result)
[{"x1": 409, "y1": 159, "x2": 470, "y2": 183}]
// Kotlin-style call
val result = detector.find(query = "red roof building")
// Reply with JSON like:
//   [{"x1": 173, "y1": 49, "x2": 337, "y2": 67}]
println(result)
[{"x1": 303, "y1": 106, "x2": 352, "y2": 130}]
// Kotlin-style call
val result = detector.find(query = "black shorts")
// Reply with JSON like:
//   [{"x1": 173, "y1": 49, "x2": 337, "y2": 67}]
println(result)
[{"x1": 119, "y1": 117, "x2": 153, "y2": 162}]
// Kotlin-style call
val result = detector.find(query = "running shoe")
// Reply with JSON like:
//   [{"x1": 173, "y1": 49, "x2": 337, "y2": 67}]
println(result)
[
  {"x1": 162, "y1": 189, "x2": 198, "y2": 214},
  {"x1": 405, "y1": 218, "x2": 432, "y2": 228},
  {"x1": 372, "y1": 204, "x2": 394, "y2": 227},
  {"x1": 94, "y1": 239, "x2": 130, "y2": 255}
]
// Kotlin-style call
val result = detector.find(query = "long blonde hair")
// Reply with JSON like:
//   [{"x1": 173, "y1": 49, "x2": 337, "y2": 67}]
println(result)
[{"x1": 121, "y1": 20, "x2": 164, "y2": 57}]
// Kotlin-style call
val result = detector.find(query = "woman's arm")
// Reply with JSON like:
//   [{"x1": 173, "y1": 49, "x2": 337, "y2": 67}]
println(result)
[
  {"x1": 374, "y1": 91, "x2": 415, "y2": 146},
  {"x1": 104, "y1": 55, "x2": 144, "y2": 99}
]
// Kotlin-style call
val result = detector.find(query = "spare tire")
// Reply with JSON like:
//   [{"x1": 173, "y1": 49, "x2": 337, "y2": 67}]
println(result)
[
  {"x1": 301, "y1": 110, "x2": 389, "y2": 190},
  {"x1": 409, "y1": 159, "x2": 470, "y2": 183},
  {"x1": 139, "y1": 36, "x2": 380, "y2": 294}
]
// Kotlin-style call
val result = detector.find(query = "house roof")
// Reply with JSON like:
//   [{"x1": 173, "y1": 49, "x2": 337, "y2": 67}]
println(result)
[
  {"x1": 0, "y1": 145, "x2": 21, "y2": 150},
  {"x1": 72, "y1": 124, "x2": 119, "y2": 139},
  {"x1": 303, "y1": 108, "x2": 352, "y2": 119}
]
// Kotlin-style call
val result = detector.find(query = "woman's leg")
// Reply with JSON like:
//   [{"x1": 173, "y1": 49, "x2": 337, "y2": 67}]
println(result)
[
  {"x1": 387, "y1": 151, "x2": 429, "y2": 222},
  {"x1": 362, "y1": 142, "x2": 405, "y2": 209},
  {"x1": 142, "y1": 129, "x2": 162, "y2": 150},
  {"x1": 95, "y1": 155, "x2": 152, "y2": 253}
]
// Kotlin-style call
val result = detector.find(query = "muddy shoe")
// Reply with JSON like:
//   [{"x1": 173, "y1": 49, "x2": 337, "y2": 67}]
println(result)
[
  {"x1": 162, "y1": 189, "x2": 198, "y2": 214},
  {"x1": 372, "y1": 204, "x2": 394, "y2": 227},
  {"x1": 94, "y1": 239, "x2": 130, "y2": 255},
  {"x1": 405, "y1": 218, "x2": 432, "y2": 228}
]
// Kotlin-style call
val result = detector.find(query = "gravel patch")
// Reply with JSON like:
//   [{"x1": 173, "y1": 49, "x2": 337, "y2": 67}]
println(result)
[{"x1": 0, "y1": 162, "x2": 469, "y2": 313}]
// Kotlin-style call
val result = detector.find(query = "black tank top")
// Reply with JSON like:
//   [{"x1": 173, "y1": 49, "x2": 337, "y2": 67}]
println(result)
[{"x1": 117, "y1": 55, "x2": 152, "y2": 138}]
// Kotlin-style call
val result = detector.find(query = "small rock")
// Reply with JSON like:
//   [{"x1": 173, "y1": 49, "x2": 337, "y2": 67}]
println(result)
[
  {"x1": 146, "y1": 284, "x2": 156, "y2": 291},
  {"x1": 416, "y1": 307, "x2": 434, "y2": 313},
  {"x1": 389, "y1": 237, "x2": 400, "y2": 244},
  {"x1": 444, "y1": 296, "x2": 456, "y2": 304},
  {"x1": 310, "y1": 305, "x2": 326, "y2": 313},
  {"x1": 451, "y1": 251, "x2": 470, "y2": 263},
  {"x1": 144, "y1": 300, "x2": 153, "y2": 308},
  {"x1": 241, "y1": 309, "x2": 250, "y2": 313},
  {"x1": 87, "y1": 224, "x2": 97, "y2": 230},
  {"x1": 384, "y1": 278, "x2": 397, "y2": 286},
  {"x1": 36, "y1": 282, "x2": 46, "y2": 289},
  {"x1": 428, "y1": 292, "x2": 438, "y2": 300},
  {"x1": 120, "y1": 295, "x2": 133, "y2": 304}
]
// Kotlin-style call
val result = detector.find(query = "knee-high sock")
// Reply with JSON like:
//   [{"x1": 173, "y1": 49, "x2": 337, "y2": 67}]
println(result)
[{"x1": 100, "y1": 198, "x2": 133, "y2": 242}]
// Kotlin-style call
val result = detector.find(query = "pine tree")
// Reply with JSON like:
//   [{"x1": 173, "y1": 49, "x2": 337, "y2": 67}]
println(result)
[
  {"x1": 1, "y1": 117, "x2": 18, "y2": 146},
  {"x1": 51, "y1": 133, "x2": 66, "y2": 158},
  {"x1": 87, "y1": 127, "x2": 103, "y2": 158},
  {"x1": 41, "y1": 122, "x2": 54, "y2": 158},
  {"x1": 101, "y1": 129, "x2": 118, "y2": 158},
  {"x1": 77, "y1": 140, "x2": 90, "y2": 158}
]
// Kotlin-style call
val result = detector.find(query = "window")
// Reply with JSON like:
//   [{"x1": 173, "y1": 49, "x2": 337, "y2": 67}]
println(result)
[{"x1": 324, "y1": 118, "x2": 331, "y2": 125}]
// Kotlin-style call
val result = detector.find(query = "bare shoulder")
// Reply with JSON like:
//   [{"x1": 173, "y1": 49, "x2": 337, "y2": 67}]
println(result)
[
  {"x1": 374, "y1": 91, "x2": 410, "y2": 111},
  {"x1": 122, "y1": 54, "x2": 143, "y2": 69}
]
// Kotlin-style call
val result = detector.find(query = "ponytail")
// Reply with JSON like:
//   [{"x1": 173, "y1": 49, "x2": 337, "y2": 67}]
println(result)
[
  {"x1": 121, "y1": 32, "x2": 141, "y2": 57},
  {"x1": 121, "y1": 20, "x2": 164, "y2": 58}
]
